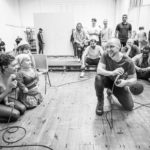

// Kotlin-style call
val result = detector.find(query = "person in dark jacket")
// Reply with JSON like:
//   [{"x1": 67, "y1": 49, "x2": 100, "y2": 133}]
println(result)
[{"x1": 37, "y1": 28, "x2": 44, "y2": 54}]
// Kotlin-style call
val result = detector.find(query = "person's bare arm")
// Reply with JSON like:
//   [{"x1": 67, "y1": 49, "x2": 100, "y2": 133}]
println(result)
[{"x1": 97, "y1": 62, "x2": 124, "y2": 76}]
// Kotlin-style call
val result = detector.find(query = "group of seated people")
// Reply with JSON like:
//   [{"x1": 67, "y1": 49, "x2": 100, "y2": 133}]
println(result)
[
  {"x1": 79, "y1": 35, "x2": 150, "y2": 80},
  {"x1": 70, "y1": 18, "x2": 150, "y2": 79},
  {"x1": 0, "y1": 41, "x2": 43, "y2": 123}
]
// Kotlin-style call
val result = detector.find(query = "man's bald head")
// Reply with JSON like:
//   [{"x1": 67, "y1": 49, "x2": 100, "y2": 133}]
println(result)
[{"x1": 107, "y1": 38, "x2": 121, "y2": 49}]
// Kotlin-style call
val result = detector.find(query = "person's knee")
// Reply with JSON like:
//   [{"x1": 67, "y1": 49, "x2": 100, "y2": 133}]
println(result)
[
  {"x1": 20, "y1": 105, "x2": 26, "y2": 115},
  {"x1": 11, "y1": 110, "x2": 20, "y2": 121},
  {"x1": 95, "y1": 75, "x2": 103, "y2": 88}
]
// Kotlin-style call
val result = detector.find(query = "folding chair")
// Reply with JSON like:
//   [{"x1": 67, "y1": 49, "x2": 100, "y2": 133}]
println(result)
[{"x1": 33, "y1": 54, "x2": 51, "y2": 94}]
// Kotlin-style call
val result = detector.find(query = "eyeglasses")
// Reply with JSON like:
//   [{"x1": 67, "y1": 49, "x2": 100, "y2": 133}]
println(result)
[
  {"x1": 90, "y1": 40, "x2": 96, "y2": 43},
  {"x1": 106, "y1": 45, "x2": 115, "y2": 49}
]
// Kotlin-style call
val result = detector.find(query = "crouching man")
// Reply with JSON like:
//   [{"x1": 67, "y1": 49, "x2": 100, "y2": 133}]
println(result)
[
  {"x1": 95, "y1": 38, "x2": 137, "y2": 115},
  {"x1": 80, "y1": 37, "x2": 103, "y2": 78}
]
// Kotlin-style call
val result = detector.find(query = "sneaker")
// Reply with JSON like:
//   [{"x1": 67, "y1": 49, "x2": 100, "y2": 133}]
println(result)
[
  {"x1": 80, "y1": 72, "x2": 85, "y2": 78},
  {"x1": 96, "y1": 102, "x2": 103, "y2": 116}
]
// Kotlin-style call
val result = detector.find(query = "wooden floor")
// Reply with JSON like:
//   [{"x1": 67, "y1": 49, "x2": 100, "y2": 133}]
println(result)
[{"x1": 1, "y1": 72, "x2": 150, "y2": 150}]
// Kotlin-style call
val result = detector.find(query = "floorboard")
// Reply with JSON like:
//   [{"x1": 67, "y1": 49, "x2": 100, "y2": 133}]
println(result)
[{"x1": 0, "y1": 72, "x2": 150, "y2": 150}]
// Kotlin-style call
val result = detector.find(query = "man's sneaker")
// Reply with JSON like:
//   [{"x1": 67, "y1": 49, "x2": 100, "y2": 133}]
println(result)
[
  {"x1": 80, "y1": 72, "x2": 85, "y2": 78},
  {"x1": 96, "y1": 102, "x2": 103, "y2": 116}
]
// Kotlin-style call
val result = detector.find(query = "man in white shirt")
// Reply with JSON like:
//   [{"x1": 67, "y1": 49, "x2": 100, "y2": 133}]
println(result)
[
  {"x1": 101, "y1": 19, "x2": 112, "y2": 50},
  {"x1": 136, "y1": 26, "x2": 148, "y2": 50},
  {"x1": 80, "y1": 37, "x2": 103, "y2": 78},
  {"x1": 87, "y1": 18, "x2": 101, "y2": 45}
]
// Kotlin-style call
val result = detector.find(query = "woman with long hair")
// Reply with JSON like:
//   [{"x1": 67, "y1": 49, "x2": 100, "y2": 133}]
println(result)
[{"x1": 0, "y1": 53, "x2": 26, "y2": 122}]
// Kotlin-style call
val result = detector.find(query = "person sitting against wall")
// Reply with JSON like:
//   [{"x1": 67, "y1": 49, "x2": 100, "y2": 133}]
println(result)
[
  {"x1": 16, "y1": 41, "x2": 36, "y2": 69},
  {"x1": 73, "y1": 22, "x2": 89, "y2": 61},
  {"x1": 80, "y1": 37, "x2": 103, "y2": 78},
  {"x1": 121, "y1": 38, "x2": 140, "y2": 58},
  {"x1": 0, "y1": 53, "x2": 26, "y2": 122},
  {"x1": 132, "y1": 45, "x2": 150, "y2": 81}
]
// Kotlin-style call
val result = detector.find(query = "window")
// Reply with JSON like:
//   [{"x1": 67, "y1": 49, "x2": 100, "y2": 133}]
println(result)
[{"x1": 143, "y1": 0, "x2": 150, "y2": 5}]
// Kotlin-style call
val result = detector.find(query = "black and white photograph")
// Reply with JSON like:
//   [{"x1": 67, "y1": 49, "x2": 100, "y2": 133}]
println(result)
[{"x1": 0, "y1": 0, "x2": 150, "y2": 149}]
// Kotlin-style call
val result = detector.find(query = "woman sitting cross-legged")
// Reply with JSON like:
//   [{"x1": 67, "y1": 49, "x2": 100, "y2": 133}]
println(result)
[
  {"x1": 0, "y1": 54, "x2": 26, "y2": 122},
  {"x1": 16, "y1": 54, "x2": 43, "y2": 109}
]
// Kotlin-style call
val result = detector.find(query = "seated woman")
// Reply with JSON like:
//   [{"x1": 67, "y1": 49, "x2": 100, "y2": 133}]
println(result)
[
  {"x1": 121, "y1": 38, "x2": 140, "y2": 58},
  {"x1": 132, "y1": 45, "x2": 150, "y2": 81},
  {"x1": 73, "y1": 23, "x2": 89, "y2": 60},
  {"x1": 16, "y1": 54, "x2": 43, "y2": 109},
  {"x1": 0, "y1": 54, "x2": 26, "y2": 122}
]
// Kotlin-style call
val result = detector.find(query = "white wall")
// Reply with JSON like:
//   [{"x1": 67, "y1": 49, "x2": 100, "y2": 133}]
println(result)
[
  {"x1": 128, "y1": 4, "x2": 150, "y2": 34},
  {"x1": 18, "y1": 0, "x2": 116, "y2": 55},
  {"x1": 139, "y1": 5, "x2": 150, "y2": 32},
  {"x1": 34, "y1": 13, "x2": 74, "y2": 55},
  {"x1": 19, "y1": 0, "x2": 116, "y2": 29},
  {"x1": 115, "y1": 0, "x2": 130, "y2": 23}
]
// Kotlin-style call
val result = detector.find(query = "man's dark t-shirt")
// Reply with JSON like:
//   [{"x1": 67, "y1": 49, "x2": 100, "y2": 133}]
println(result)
[
  {"x1": 100, "y1": 52, "x2": 135, "y2": 81},
  {"x1": 116, "y1": 22, "x2": 132, "y2": 42}
]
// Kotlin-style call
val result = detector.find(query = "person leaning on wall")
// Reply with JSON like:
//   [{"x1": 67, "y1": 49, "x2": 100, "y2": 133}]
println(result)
[{"x1": 37, "y1": 28, "x2": 44, "y2": 54}]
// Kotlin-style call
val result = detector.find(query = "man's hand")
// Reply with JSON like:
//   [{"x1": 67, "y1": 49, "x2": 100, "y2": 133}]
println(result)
[
  {"x1": 80, "y1": 43, "x2": 84, "y2": 47},
  {"x1": 115, "y1": 79, "x2": 127, "y2": 87},
  {"x1": 6, "y1": 101, "x2": 15, "y2": 108},
  {"x1": 23, "y1": 87, "x2": 28, "y2": 93},
  {"x1": 112, "y1": 67, "x2": 124, "y2": 76}
]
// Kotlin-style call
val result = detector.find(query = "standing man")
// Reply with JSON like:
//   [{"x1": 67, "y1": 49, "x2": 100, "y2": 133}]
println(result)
[
  {"x1": 88, "y1": 18, "x2": 101, "y2": 45},
  {"x1": 37, "y1": 28, "x2": 44, "y2": 54},
  {"x1": 0, "y1": 38, "x2": 5, "y2": 53},
  {"x1": 115, "y1": 14, "x2": 132, "y2": 47},
  {"x1": 95, "y1": 38, "x2": 136, "y2": 116},
  {"x1": 101, "y1": 19, "x2": 112, "y2": 50}
]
